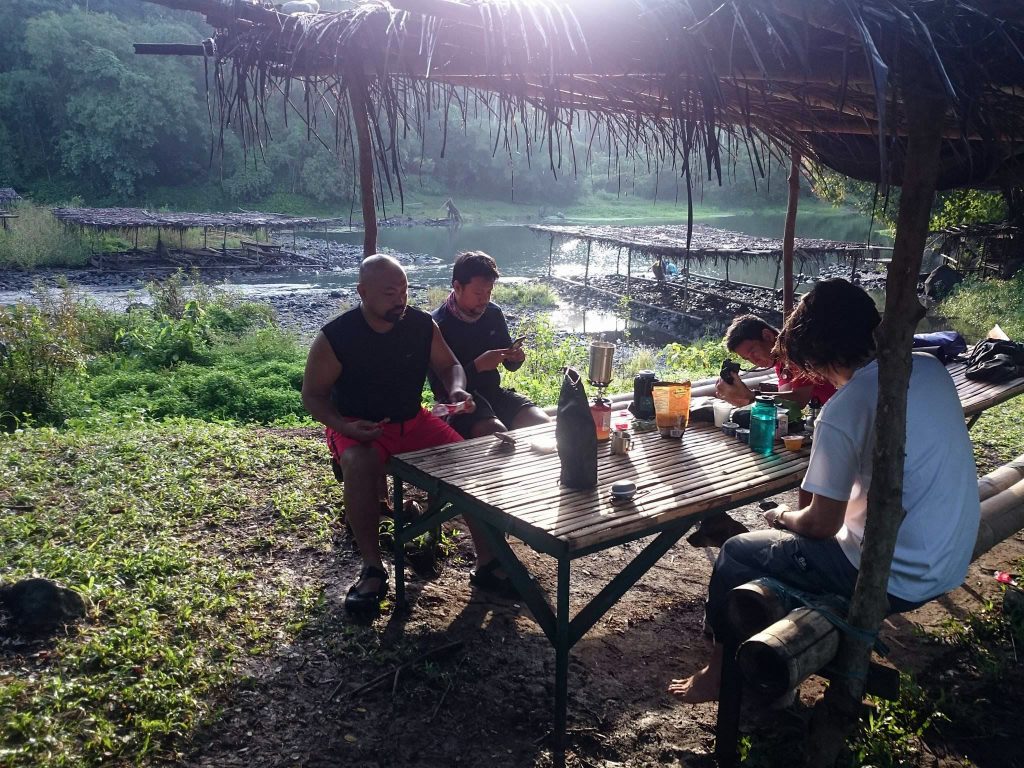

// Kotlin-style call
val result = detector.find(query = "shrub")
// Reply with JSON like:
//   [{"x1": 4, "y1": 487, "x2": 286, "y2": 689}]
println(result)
[
  {"x1": 0, "y1": 201, "x2": 94, "y2": 269},
  {"x1": 0, "y1": 299, "x2": 85, "y2": 429}
]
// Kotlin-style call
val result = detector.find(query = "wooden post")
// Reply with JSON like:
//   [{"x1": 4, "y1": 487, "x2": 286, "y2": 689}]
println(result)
[
  {"x1": 584, "y1": 240, "x2": 591, "y2": 286},
  {"x1": 616, "y1": 246, "x2": 621, "y2": 275},
  {"x1": 626, "y1": 247, "x2": 632, "y2": 295},
  {"x1": 807, "y1": 75, "x2": 947, "y2": 766},
  {"x1": 683, "y1": 255, "x2": 690, "y2": 308},
  {"x1": 547, "y1": 234, "x2": 554, "y2": 277},
  {"x1": 349, "y1": 74, "x2": 377, "y2": 257},
  {"x1": 783, "y1": 147, "x2": 801, "y2": 318}
]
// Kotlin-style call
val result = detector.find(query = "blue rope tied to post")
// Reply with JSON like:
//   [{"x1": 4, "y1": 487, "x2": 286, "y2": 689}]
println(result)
[{"x1": 755, "y1": 576, "x2": 890, "y2": 658}]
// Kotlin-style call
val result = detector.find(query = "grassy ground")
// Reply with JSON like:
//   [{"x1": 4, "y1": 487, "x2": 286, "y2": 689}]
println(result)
[{"x1": 0, "y1": 417, "x2": 339, "y2": 766}]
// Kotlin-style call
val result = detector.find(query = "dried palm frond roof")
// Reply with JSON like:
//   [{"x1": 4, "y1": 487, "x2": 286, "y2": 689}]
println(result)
[
  {"x1": 0, "y1": 188, "x2": 20, "y2": 204},
  {"x1": 140, "y1": 0, "x2": 1024, "y2": 197},
  {"x1": 51, "y1": 206, "x2": 329, "y2": 232}
]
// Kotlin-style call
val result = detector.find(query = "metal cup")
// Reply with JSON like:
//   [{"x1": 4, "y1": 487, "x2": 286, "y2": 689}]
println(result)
[{"x1": 588, "y1": 341, "x2": 615, "y2": 387}]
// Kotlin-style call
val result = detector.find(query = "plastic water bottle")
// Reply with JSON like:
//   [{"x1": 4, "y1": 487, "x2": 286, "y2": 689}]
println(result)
[{"x1": 749, "y1": 395, "x2": 777, "y2": 455}]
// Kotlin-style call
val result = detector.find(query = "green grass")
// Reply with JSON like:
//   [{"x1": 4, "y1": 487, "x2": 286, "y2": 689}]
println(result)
[
  {"x1": 493, "y1": 282, "x2": 558, "y2": 308},
  {"x1": 0, "y1": 417, "x2": 340, "y2": 767},
  {"x1": 938, "y1": 272, "x2": 1024, "y2": 341}
]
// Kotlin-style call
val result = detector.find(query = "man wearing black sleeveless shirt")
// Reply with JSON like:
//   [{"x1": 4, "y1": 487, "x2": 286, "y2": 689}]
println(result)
[
  {"x1": 302, "y1": 255, "x2": 509, "y2": 613},
  {"x1": 430, "y1": 251, "x2": 549, "y2": 438}
]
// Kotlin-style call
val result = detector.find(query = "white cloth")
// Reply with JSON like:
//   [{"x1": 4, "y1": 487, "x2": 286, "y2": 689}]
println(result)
[{"x1": 801, "y1": 353, "x2": 980, "y2": 603}]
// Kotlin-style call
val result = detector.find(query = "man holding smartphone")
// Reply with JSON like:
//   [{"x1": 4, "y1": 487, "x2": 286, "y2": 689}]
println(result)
[{"x1": 431, "y1": 251, "x2": 550, "y2": 438}]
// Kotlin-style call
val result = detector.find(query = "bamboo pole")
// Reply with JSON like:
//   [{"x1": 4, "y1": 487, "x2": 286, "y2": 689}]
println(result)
[
  {"x1": 738, "y1": 607, "x2": 839, "y2": 699},
  {"x1": 973, "y1": 476, "x2": 1024, "y2": 560},
  {"x1": 548, "y1": 234, "x2": 554, "y2": 277},
  {"x1": 584, "y1": 240, "x2": 591, "y2": 285},
  {"x1": 978, "y1": 454, "x2": 1024, "y2": 502},
  {"x1": 349, "y1": 75, "x2": 378, "y2": 257},
  {"x1": 783, "y1": 147, "x2": 800, "y2": 318}
]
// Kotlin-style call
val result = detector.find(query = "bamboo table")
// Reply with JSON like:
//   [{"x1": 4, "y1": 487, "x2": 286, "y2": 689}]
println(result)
[
  {"x1": 387, "y1": 420, "x2": 811, "y2": 761},
  {"x1": 948, "y1": 359, "x2": 1024, "y2": 423}
]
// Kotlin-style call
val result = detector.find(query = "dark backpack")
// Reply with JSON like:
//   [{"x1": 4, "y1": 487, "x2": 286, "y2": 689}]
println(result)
[
  {"x1": 555, "y1": 367, "x2": 598, "y2": 489},
  {"x1": 965, "y1": 339, "x2": 1024, "y2": 383}
]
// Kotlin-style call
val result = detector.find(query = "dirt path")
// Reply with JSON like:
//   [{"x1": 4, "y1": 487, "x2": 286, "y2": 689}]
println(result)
[{"x1": 179, "y1": 485, "x2": 1024, "y2": 768}]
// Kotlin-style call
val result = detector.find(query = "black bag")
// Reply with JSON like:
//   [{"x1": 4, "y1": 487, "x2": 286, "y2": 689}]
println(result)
[
  {"x1": 965, "y1": 339, "x2": 1024, "y2": 382},
  {"x1": 555, "y1": 367, "x2": 598, "y2": 489}
]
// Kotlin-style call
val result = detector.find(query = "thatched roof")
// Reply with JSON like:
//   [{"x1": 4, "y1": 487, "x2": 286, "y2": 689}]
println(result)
[
  {"x1": 0, "y1": 188, "x2": 20, "y2": 204},
  {"x1": 140, "y1": 0, "x2": 1024, "y2": 197},
  {"x1": 51, "y1": 206, "x2": 329, "y2": 232}
]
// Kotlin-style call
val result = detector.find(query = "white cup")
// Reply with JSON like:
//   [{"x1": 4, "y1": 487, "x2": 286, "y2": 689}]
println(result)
[{"x1": 713, "y1": 400, "x2": 733, "y2": 428}]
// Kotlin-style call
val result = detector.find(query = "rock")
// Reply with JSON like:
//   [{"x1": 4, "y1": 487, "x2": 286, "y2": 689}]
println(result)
[
  {"x1": 0, "y1": 577, "x2": 88, "y2": 636},
  {"x1": 329, "y1": 290, "x2": 343, "y2": 299},
  {"x1": 924, "y1": 264, "x2": 963, "y2": 300}
]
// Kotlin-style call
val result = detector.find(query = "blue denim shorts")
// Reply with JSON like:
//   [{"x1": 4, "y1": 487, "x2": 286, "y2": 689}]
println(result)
[{"x1": 705, "y1": 529, "x2": 924, "y2": 645}]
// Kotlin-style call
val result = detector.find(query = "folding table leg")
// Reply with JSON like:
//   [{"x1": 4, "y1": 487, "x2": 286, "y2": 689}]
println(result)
[
  {"x1": 391, "y1": 478, "x2": 405, "y2": 607},
  {"x1": 714, "y1": 641, "x2": 743, "y2": 768},
  {"x1": 553, "y1": 557, "x2": 570, "y2": 767}
]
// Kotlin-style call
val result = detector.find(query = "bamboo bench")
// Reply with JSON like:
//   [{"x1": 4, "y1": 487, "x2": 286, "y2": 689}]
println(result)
[{"x1": 714, "y1": 452, "x2": 1024, "y2": 767}]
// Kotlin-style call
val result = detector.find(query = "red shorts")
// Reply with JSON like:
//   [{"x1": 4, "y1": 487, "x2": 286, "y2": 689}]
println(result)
[{"x1": 326, "y1": 408, "x2": 463, "y2": 466}]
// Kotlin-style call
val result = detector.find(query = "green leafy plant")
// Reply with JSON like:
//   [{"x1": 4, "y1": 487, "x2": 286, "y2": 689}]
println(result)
[
  {"x1": 0, "y1": 202, "x2": 94, "y2": 269},
  {"x1": 0, "y1": 288, "x2": 87, "y2": 430}
]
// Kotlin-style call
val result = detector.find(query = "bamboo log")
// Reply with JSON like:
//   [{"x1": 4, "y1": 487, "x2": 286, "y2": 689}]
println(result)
[
  {"x1": 973, "y1": 476, "x2": 1024, "y2": 561},
  {"x1": 978, "y1": 454, "x2": 1024, "y2": 502},
  {"x1": 737, "y1": 607, "x2": 839, "y2": 699},
  {"x1": 726, "y1": 579, "x2": 792, "y2": 643}
]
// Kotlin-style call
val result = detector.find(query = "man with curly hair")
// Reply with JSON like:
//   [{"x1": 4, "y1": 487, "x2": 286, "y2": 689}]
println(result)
[{"x1": 671, "y1": 279, "x2": 980, "y2": 703}]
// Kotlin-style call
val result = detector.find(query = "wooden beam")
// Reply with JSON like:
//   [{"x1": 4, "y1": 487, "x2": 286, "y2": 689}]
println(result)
[
  {"x1": 349, "y1": 75, "x2": 378, "y2": 256},
  {"x1": 783, "y1": 147, "x2": 800, "y2": 318}
]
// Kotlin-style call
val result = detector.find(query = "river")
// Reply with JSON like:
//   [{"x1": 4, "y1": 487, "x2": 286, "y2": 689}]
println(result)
[{"x1": 0, "y1": 205, "x2": 897, "y2": 338}]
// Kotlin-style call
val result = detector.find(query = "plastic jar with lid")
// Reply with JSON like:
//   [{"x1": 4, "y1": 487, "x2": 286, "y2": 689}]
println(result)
[{"x1": 749, "y1": 395, "x2": 777, "y2": 455}]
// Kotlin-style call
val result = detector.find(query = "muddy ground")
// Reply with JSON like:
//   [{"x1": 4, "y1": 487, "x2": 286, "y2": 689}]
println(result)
[{"x1": 179, "y1": 476, "x2": 1024, "y2": 768}]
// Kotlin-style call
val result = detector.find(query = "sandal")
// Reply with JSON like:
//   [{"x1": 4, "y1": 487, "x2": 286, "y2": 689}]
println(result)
[
  {"x1": 469, "y1": 559, "x2": 520, "y2": 599},
  {"x1": 344, "y1": 564, "x2": 389, "y2": 614}
]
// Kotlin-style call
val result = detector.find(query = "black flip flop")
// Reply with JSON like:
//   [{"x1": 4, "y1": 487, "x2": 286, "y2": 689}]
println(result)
[
  {"x1": 469, "y1": 559, "x2": 520, "y2": 599},
  {"x1": 344, "y1": 564, "x2": 389, "y2": 614}
]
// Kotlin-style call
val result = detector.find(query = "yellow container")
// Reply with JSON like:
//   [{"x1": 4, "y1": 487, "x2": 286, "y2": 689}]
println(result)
[{"x1": 652, "y1": 381, "x2": 691, "y2": 437}]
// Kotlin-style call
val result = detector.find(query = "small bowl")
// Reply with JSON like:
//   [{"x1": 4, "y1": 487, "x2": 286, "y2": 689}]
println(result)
[
  {"x1": 722, "y1": 420, "x2": 739, "y2": 437},
  {"x1": 783, "y1": 435, "x2": 806, "y2": 451},
  {"x1": 735, "y1": 428, "x2": 750, "y2": 444},
  {"x1": 610, "y1": 480, "x2": 637, "y2": 500}
]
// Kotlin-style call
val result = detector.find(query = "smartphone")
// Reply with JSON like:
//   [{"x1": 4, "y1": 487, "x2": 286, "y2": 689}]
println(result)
[{"x1": 510, "y1": 335, "x2": 527, "y2": 349}]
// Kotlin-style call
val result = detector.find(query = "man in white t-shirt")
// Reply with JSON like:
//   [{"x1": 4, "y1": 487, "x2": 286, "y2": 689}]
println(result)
[{"x1": 670, "y1": 278, "x2": 980, "y2": 703}]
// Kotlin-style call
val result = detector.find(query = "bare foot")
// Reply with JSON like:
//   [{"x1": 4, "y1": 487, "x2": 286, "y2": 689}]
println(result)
[
  {"x1": 668, "y1": 643, "x2": 724, "y2": 703},
  {"x1": 668, "y1": 666, "x2": 721, "y2": 703}
]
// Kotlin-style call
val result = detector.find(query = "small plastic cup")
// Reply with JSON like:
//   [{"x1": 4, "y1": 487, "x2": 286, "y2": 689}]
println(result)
[
  {"x1": 713, "y1": 400, "x2": 733, "y2": 427},
  {"x1": 782, "y1": 434, "x2": 806, "y2": 451}
]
